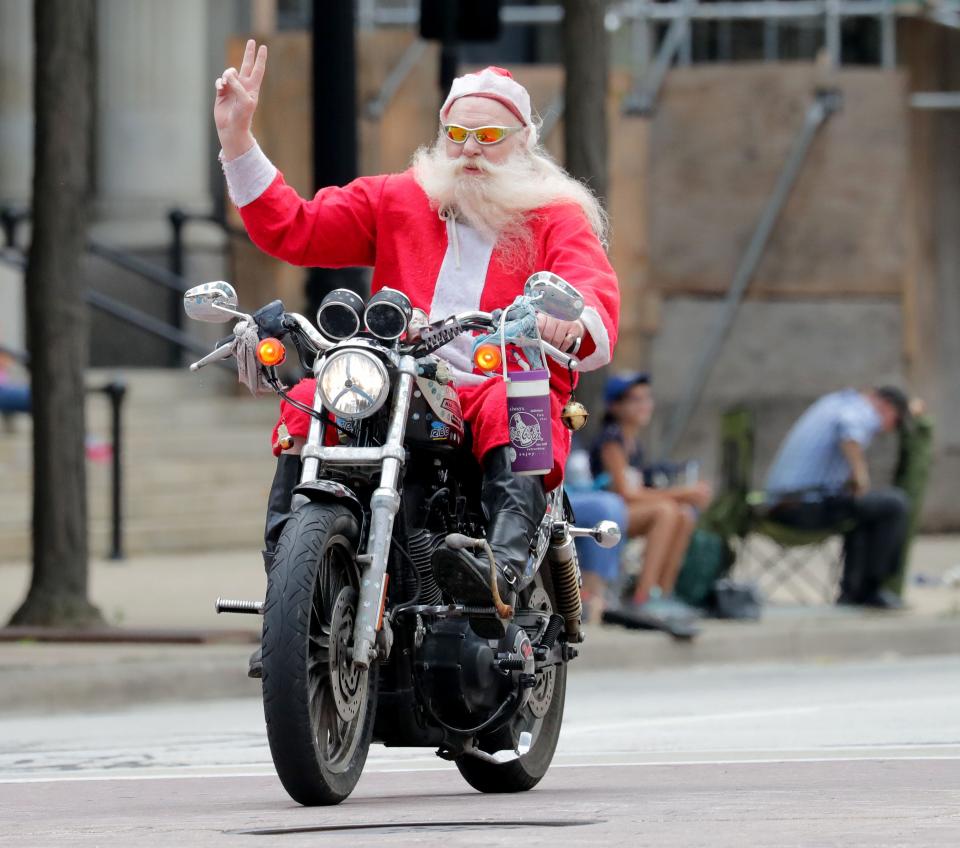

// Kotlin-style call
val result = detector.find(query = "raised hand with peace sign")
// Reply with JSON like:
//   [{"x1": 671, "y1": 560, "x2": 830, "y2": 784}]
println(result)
[{"x1": 214, "y1": 39, "x2": 268, "y2": 161}]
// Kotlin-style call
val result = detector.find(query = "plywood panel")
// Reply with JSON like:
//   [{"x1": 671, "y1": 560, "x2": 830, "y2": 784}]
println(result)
[{"x1": 648, "y1": 64, "x2": 909, "y2": 298}]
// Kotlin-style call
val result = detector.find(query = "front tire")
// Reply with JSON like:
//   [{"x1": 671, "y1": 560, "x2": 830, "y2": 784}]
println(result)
[
  {"x1": 261, "y1": 502, "x2": 377, "y2": 806},
  {"x1": 455, "y1": 571, "x2": 568, "y2": 793}
]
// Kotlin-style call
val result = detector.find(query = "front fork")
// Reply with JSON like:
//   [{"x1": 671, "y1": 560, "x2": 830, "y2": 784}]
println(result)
[{"x1": 297, "y1": 355, "x2": 417, "y2": 669}]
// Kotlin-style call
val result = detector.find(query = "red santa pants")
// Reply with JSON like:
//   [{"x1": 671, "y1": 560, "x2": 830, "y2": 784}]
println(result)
[{"x1": 271, "y1": 377, "x2": 569, "y2": 490}]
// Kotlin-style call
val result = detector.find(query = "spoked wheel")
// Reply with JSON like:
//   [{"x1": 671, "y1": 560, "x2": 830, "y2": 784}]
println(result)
[
  {"x1": 262, "y1": 502, "x2": 377, "y2": 806},
  {"x1": 455, "y1": 570, "x2": 568, "y2": 793}
]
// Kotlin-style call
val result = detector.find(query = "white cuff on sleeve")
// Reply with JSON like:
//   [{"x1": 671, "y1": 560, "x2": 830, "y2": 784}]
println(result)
[
  {"x1": 219, "y1": 141, "x2": 277, "y2": 208},
  {"x1": 576, "y1": 306, "x2": 613, "y2": 371}
]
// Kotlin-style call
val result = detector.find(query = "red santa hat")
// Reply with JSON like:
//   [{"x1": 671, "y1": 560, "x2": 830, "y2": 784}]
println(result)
[{"x1": 440, "y1": 66, "x2": 537, "y2": 147}]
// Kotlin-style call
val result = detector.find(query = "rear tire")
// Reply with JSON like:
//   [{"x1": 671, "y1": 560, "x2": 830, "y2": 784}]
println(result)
[
  {"x1": 261, "y1": 502, "x2": 377, "y2": 806},
  {"x1": 455, "y1": 570, "x2": 567, "y2": 793}
]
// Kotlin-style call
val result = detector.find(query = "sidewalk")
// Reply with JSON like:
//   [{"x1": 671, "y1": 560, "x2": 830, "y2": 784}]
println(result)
[{"x1": 1, "y1": 537, "x2": 958, "y2": 714}]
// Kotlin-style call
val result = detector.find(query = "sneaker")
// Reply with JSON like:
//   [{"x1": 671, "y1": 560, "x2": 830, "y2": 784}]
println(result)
[
  {"x1": 602, "y1": 598, "x2": 701, "y2": 639},
  {"x1": 659, "y1": 593, "x2": 700, "y2": 618}
]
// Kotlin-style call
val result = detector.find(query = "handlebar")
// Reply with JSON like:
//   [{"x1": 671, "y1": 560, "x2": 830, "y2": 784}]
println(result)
[
  {"x1": 189, "y1": 341, "x2": 235, "y2": 372},
  {"x1": 284, "y1": 313, "x2": 336, "y2": 352},
  {"x1": 445, "y1": 307, "x2": 581, "y2": 371},
  {"x1": 540, "y1": 340, "x2": 579, "y2": 371},
  {"x1": 188, "y1": 303, "x2": 579, "y2": 373}
]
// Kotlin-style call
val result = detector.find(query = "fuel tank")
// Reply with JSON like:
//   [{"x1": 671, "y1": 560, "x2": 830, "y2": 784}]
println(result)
[{"x1": 406, "y1": 376, "x2": 466, "y2": 450}]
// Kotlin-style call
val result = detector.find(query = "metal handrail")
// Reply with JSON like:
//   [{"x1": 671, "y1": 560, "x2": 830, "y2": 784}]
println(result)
[
  {"x1": 1, "y1": 241, "x2": 243, "y2": 562},
  {"x1": 85, "y1": 291, "x2": 226, "y2": 360},
  {"x1": 1, "y1": 206, "x2": 248, "y2": 366},
  {"x1": 87, "y1": 239, "x2": 188, "y2": 295},
  {"x1": 1, "y1": 244, "x2": 230, "y2": 366},
  {"x1": 3, "y1": 204, "x2": 193, "y2": 294},
  {"x1": 0, "y1": 330, "x2": 128, "y2": 560}
]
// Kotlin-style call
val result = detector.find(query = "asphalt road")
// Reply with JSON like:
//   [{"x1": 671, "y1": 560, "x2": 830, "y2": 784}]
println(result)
[{"x1": 3, "y1": 656, "x2": 960, "y2": 847}]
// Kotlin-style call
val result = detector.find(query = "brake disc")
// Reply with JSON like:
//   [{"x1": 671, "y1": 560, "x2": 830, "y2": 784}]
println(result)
[
  {"x1": 329, "y1": 586, "x2": 366, "y2": 722},
  {"x1": 527, "y1": 586, "x2": 555, "y2": 719}
]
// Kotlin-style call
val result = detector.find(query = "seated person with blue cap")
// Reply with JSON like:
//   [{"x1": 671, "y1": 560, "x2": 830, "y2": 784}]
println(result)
[{"x1": 590, "y1": 372, "x2": 712, "y2": 622}]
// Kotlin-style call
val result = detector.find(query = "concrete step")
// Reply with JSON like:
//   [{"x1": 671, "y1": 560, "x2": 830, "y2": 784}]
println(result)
[
  {"x1": 1, "y1": 368, "x2": 302, "y2": 561},
  {"x1": 0, "y1": 468, "x2": 275, "y2": 512},
  {"x1": 2, "y1": 426, "x2": 276, "y2": 472},
  {"x1": 2, "y1": 514, "x2": 268, "y2": 562},
  {"x1": 0, "y1": 482, "x2": 273, "y2": 528}
]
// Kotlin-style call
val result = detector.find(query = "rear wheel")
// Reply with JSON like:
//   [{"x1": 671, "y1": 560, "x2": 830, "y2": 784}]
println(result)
[
  {"x1": 455, "y1": 571, "x2": 567, "y2": 793},
  {"x1": 261, "y1": 502, "x2": 377, "y2": 806}
]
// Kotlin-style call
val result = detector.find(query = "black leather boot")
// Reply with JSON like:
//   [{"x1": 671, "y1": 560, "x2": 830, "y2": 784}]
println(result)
[
  {"x1": 431, "y1": 446, "x2": 548, "y2": 605},
  {"x1": 250, "y1": 453, "x2": 301, "y2": 679}
]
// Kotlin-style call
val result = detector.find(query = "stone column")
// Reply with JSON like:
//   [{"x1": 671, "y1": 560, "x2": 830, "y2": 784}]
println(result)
[
  {"x1": 95, "y1": 0, "x2": 212, "y2": 237},
  {"x1": 0, "y1": 1, "x2": 32, "y2": 355},
  {"x1": 0, "y1": 0, "x2": 33, "y2": 206}
]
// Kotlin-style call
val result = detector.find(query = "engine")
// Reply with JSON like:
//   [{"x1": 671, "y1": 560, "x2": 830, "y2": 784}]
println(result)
[{"x1": 416, "y1": 619, "x2": 534, "y2": 732}]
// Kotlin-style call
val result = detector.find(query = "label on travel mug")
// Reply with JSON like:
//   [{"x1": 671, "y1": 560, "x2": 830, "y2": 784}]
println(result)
[{"x1": 506, "y1": 368, "x2": 553, "y2": 476}]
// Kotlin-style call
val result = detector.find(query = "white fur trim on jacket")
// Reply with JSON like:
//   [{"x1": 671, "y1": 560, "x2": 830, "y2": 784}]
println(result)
[
  {"x1": 220, "y1": 141, "x2": 277, "y2": 208},
  {"x1": 577, "y1": 306, "x2": 612, "y2": 371}
]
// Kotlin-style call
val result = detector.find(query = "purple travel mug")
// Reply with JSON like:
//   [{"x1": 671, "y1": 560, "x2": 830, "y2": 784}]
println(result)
[{"x1": 506, "y1": 368, "x2": 553, "y2": 476}]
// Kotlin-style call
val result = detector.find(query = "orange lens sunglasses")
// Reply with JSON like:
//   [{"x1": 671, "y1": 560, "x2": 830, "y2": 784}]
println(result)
[{"x1": 443, "y1": 124, "x2": 523, "y2": 145}]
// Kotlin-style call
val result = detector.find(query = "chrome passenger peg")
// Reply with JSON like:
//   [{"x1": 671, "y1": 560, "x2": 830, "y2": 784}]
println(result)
[{"x1": 567, "y1": 520, "x2": 622, "y2": 549}]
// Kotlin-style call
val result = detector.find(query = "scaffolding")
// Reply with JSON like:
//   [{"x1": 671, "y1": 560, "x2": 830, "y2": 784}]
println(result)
[{"x1": 357, "y1": 1, "x2": 960, "y2": 114}]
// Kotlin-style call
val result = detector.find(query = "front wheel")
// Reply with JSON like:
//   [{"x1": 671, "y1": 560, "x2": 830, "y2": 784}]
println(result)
[
  {"x1": 261, "y1": 502, "x2": 377, "y2": 806},
  {"x1": 455, "y1": 572, "x2": 568, "y2": 793}
]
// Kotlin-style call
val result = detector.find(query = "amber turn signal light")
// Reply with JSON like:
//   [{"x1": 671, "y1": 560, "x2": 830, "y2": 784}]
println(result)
[
  {"x1": 473, "y1": 343, "x2": 502, "y2": 372},
  {"x1": 256, "y1": 337, "x2": 286, "y2": 367}
]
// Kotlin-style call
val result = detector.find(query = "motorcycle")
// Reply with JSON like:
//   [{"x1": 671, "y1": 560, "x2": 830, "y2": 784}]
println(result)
[{"x1": 183, "y1": 273, "x2": 620, "y2": 806}]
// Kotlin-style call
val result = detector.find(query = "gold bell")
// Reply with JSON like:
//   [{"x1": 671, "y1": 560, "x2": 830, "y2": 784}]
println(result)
[{"x1": 561, "y1": 399, "x2": 589, "y2": 432}]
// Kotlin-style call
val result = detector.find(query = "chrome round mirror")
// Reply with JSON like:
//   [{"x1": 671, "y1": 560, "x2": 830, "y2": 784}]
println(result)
[
  {"x1": 183, "y1": 281, "x2": 239, "y2": 323},
  {"x1": 523, "y1": 272, "x2": 584, "y2": 321}
]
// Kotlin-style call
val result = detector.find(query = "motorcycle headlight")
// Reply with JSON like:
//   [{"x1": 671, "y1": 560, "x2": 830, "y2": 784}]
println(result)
[{"x1": 317, "y1": 350, "x2": 389, "y2": 420}]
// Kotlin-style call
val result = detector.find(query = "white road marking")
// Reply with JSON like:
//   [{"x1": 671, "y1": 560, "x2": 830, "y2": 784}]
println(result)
[
  {"x1": 3, "y1": 752, "x2": 960, "y2": 785},
  {"x1": 561, "y1": 705, "x2": 823, "y2": 734}
]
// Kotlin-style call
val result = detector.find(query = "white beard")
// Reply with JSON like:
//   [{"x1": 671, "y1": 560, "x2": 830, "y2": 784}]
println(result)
[{"x1": 411, "y1": 141, "x2": 607, "y2": 261}]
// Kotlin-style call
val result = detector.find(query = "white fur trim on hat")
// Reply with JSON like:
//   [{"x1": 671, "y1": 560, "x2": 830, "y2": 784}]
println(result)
[{"x1": 440, "y1": 66, "x2": 537, "y2": 147}]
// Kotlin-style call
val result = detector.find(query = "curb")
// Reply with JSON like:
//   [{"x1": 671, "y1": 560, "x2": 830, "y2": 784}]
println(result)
[
  {"x1": 0, "y1": 643, "x2": 256, "y2": 715},
  {"x1": 0, "y1": 626, "x2": 258, "y2": 645},
  {"x1": 577, "y1": 614, "x2": 960, "y2": 670},
  {"x1": 2, "y1": 614, "x2": 959, "y2": 715}
]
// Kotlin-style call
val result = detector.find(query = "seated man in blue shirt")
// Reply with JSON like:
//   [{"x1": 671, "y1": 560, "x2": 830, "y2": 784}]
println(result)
[{"x1": 764, "y1": 385, "x2": 912, "y2": 610}]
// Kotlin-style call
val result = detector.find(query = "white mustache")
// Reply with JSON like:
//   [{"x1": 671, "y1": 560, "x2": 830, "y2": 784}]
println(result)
[{"x1": 452, "y1": 157, "x2": 493, "y2": 176}]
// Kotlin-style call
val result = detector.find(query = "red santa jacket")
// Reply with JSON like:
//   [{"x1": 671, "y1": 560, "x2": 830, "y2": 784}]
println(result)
[{"x1": 237, "y1": 167, "x2": 620, "y2": 484}]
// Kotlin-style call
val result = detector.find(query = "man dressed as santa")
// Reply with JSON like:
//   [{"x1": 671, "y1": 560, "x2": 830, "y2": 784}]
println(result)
[{"x1": 214, "y1": 40, "x2": 619, "y2": 616}]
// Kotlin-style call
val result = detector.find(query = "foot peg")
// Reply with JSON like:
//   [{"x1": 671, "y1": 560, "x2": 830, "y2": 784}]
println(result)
[{"x1": 215, "y1": 598, "x2": 264, "y2": 615}]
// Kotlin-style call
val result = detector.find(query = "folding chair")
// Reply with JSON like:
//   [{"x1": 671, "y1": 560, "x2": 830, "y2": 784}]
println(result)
[
  {"x1": 720, "y1": 408, "x2": 849, "y2": 605},
  {"x1": 885, "y1": 414, "x2": 934, "y2": 595}
]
